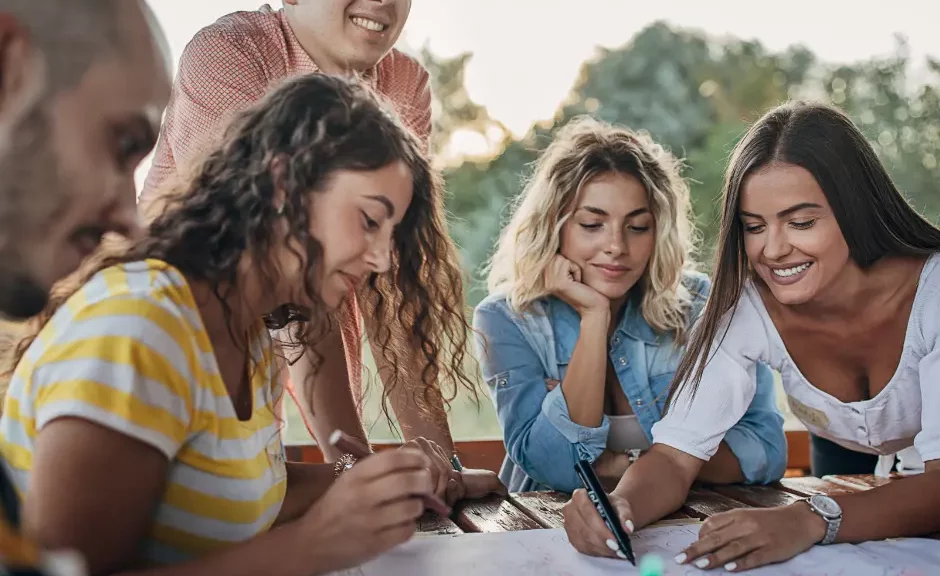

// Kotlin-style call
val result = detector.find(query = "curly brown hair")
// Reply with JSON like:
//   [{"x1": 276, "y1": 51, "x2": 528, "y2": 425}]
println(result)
[{"x1": 2, "y1": 73, "x2": 478, "y2": 416}]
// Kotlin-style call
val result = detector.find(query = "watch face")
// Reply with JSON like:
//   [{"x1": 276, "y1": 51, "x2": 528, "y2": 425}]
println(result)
[{"x1": 810, "y1": 495, "x2": 841, "y2": 517}]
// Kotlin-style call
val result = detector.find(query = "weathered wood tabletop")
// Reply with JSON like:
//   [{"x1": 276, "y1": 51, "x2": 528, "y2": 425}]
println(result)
[{"x1": 417, "y1": 474, "x2": 901, "y2": 535}]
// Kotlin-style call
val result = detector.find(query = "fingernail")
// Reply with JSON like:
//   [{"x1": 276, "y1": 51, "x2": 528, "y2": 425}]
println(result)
[
  {"x1": 616, "y1": 550, "x2": 627, "y2": 560},
  {"x1": 695, "y1": 558, "x2": 710, "y2": 569},
  {"x1": 725, "y1": 562, "x2": 738, "y2": 571},
  {"x1": 674, "y1": 553, "x2": 687, "y2": 564},
  {"x1": 605, "y1": 539, "x2": 619, "y2": 552},
  {"x1": 624, "y1": 519, "x2": 635, "y2": 533}
]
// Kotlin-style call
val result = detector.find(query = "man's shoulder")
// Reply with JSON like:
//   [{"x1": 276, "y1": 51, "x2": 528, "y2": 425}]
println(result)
[
  {"x1": 182, "y1": 7, "x2": 283, "y2": 67},
  {"x1": 376, "y1": 48, "x2": 430, "y2": 92}
]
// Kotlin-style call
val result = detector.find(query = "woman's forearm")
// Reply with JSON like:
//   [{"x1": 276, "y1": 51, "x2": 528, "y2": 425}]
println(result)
[
  {"x1": 112, "y1": 522, "x2": 322, "y2": 576},
  {"x1": 560, "y1": 311, "x2": 611, "y2": 427},
  {"x1": 696, "y1": 441, "x2": 745, "y2": 485},
  {"x1": 274, "y1": 463, "x2": 336, "y2": 525},
  {"x1": 613, "y1": 445, "x2": 701, "y2": 528},
  {"x1": 826, "y1": 468, "x2": 940, "y2": 543}
]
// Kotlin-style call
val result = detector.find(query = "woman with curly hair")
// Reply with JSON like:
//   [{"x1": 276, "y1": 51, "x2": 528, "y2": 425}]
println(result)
[
  {"x1": 0, "y1": 74, "x2": 475, "y2": 575},
  {"x1": 472, "y1": 116, "x2": 786, "y2": 497}
]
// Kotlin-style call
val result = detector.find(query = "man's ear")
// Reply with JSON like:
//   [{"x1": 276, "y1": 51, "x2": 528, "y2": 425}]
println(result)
[{"x1": 0, "y1": 14, "x2": 46, "y2": 151}]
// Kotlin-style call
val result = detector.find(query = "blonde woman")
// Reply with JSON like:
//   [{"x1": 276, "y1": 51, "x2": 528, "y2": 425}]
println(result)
[{"x1": 472, "y1": 117, "x2": 786, "y2": 497}]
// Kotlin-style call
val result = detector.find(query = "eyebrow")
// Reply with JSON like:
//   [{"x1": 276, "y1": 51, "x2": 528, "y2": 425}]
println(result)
[
  {"x1": 579, "y1": 205, "x2": 650, "y2": 218},
  {"x1": 740, "y1": 202, "x2": 822, "y2": 219},
  {"x1": 365, "y1": 195, "x2": 395, "y2": 218}
]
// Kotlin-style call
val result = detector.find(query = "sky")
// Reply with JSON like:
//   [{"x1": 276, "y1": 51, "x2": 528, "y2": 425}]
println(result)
[{"x1": 138, "y1": 0, "x2": 940, "y2": 190}]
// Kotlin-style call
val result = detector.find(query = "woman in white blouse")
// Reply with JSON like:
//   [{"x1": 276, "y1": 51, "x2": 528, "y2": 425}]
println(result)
[{"x1": 562, "y1": 100, "x2": 940, "y2": 572}]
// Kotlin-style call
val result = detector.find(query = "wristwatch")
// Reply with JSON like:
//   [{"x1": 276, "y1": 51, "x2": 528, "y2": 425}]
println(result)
[{"x1": 803, "y1": 494, "x2": 842, "y2": 545}]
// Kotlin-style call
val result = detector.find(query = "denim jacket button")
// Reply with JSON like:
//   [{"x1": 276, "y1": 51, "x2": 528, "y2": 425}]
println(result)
[
  {"x1": 636, "y1": 399, "x2": 644, "y2": 406},
  {"x1": 497, "y1": 377, "x2": 508, "y2": 387},
  {"x1": 618, "y1": 357, "x2": 627, "y2": 366}
]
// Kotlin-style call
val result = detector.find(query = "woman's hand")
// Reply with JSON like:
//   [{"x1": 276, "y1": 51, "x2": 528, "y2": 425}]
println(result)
[
  {"x1": 401, "y1": 437, "x2": 507, "y2": 505},
  {"x1": 544, "y1": 255, "x2": 609, "y2": 317},
  {"x1": 447, "y1": 468, "x2": 508, "y2": 504},
  {"x1": 301, "y1": 448, "x2": 441, "y2": 574},
  {"x1": 562, "y1": 488, "x2": 636, "y2": 560},
  {"x1": 675, "y1": 503, "x2": 827, "y2": 572},
  {"x1": 401, "y1": 437, "x2": 453, "y2": 502}
]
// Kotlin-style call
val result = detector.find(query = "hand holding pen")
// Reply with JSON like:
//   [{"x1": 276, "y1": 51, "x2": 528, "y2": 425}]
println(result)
[
  {"x1": 296, "y1": 431, "x2": 451, "y2": 574},
  {"x1": 563, "y1": 459, "x2": 637, "y2": 564}
]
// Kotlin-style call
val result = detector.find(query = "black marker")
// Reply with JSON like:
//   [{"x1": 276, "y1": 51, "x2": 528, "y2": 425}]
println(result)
[{"x1": 575, "y1": 459, "x2": 636, "y2": 565}]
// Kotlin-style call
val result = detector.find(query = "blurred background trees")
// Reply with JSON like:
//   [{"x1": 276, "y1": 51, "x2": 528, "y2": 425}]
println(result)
[{"x1": 430, "y1": 23, "x2": 940, "y2": 307}]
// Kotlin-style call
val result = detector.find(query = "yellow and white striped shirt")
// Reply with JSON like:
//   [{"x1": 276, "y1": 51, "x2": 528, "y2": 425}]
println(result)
[{"x1": 0, "y1": 259, "x2": 287, "y2": 564}]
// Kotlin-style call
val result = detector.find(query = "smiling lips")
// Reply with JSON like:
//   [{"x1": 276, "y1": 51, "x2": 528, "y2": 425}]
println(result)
[
  {"x1": 350, "y1": 15, "x2": 388, "y2": 33},
  {"x1": 593, "y1": 263, "x2": 630, "y2": 279},
  {"x1": 765, "y1": 261, "x2": 813, "y2": 286}
]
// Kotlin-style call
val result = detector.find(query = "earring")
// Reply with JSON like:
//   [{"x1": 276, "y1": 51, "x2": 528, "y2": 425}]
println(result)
[{"x1": 276, "y1": 205, "x2": 285, "y2": 216}]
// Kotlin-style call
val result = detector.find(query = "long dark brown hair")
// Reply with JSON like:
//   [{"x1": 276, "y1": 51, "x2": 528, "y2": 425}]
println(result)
[
  {"x1": 4, "y1": 74, "x2": 478, "y2": 418},
  {"x1": 670, "y1": 100, "x2": 940, "y2": 403}
]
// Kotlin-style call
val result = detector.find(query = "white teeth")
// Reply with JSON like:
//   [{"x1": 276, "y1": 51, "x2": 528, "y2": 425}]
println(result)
[
  {"x1": 351, "y1": 17, "x2": 387, "y2": 32},
  {"x1": 772, "y1": 263, "x2": 811, "y2": 277}
]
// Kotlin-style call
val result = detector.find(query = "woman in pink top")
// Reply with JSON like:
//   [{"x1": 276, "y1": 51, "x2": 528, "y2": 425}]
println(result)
[{"x1": 140, "y1": 1, "x2": 503, "y2": 502}]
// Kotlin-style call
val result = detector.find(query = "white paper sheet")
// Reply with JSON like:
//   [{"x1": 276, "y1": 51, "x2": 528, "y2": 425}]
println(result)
[{"x1": 328, "y1": 523, "x2": 940, "y2": 576}]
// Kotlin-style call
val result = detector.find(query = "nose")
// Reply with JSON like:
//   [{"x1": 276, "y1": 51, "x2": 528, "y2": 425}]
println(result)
[
  {"x1": 365, "y1": 230, "x2": 393, "y2": 275},
  {"x1": 604, "y1": 227, "x2": 628, "y2": 257},
  {"x1": 762, "y1": 224, "x2": 792, "y2": 261}
]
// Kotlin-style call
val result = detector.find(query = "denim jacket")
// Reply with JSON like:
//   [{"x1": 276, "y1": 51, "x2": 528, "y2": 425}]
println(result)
[{"x1": 472, "y1": 271, "x2": 787, "y2": 493}]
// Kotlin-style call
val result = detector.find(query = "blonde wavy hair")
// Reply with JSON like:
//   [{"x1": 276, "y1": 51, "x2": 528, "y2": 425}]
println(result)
[{"x1": 486, "y1": 116, "x2": 699, "y2": 341}]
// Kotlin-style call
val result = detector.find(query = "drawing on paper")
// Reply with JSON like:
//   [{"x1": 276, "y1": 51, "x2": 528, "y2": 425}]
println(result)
[{"x1": 325, "y1": 523, "x2": 938, "y2": 576}]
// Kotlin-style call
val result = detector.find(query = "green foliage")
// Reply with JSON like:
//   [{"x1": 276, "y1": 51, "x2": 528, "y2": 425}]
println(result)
[{"x1": 432, "y1": 23, "x2": 940, "y2": 303}]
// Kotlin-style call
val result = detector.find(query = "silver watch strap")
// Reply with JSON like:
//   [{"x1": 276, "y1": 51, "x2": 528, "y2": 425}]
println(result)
[
  {"x1": 821, "y1": 514, "x2": 841, "y2": 545},
  {"x1": 806, "y1": 497, "x2": 841, "y2": 545}
]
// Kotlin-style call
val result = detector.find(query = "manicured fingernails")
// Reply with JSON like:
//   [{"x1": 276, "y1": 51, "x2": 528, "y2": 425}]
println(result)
[
  {"x1": 606, "y1": 539, "x2": 619, "y2": 552},
  {"x1": 695, "y1": 558, "x2": 710, "y2": 569},
  {"x1": 674, "y1": 553, "x2": 687, "y2": 564},
  {"x1": 624, "y1": 519, "x2": 635, "y2": 533},
  {"x1": 616, "y1": 550, "x2": 627, "y2": 560},
  {"x1": 725, "y1": 562, "x2": 738, "y2": 571}
]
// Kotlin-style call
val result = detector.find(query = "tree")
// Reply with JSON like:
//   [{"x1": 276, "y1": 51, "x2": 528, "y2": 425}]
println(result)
[{"x1": 437, "y1": 23, "x2": 940, "y2": 302}]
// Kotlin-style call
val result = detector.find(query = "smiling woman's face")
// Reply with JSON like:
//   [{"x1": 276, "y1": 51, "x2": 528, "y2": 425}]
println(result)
[
  {"x1": 559, "y1": 171, "x2": 655, "y2": 307},
  {"x1": 740, "y1": 162, "x2": 851, "y2": 306},
  {"x1": 273, "y1": 160, "x2": 414, "y2": 310}
]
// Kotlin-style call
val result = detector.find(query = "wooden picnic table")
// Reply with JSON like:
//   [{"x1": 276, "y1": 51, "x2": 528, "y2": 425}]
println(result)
[{"x1": 416, "y1": 474, "x2": 901, "y2": 535}]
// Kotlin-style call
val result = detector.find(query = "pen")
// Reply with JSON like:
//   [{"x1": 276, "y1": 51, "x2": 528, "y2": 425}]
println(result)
[
  {"x1": 574, "y1": 459, "x2": 636, "y2": 565},
  {"x1": 449, "y1": 454, "x2": 463, "y2": 472},
  {"x1": 328, "y1": 430, "x2": 451, "y2": 516}
]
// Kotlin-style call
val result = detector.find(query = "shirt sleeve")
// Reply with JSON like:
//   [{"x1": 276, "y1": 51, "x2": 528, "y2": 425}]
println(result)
[
  {"x1": 376, "y1": 51, "x2": 432, "y2": 153},
  {"x1": 31, "y1": 294, "x2": 196, "y2": 459},
  {"x1": 407, "y1": 68, "x2": 432, "y2": 150},
  {"x1": 651, "y1": 291, "x2": 773, "y2": 462},
  {"x1": 472, "y1": 300, "x2": 607, "y2": 492},
  {"x1": 140, "y1": 27, "x2": 268, "y2": 209},
  {"x1": 914, "y1": 285, "x2": 940, "y2": 463}
]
